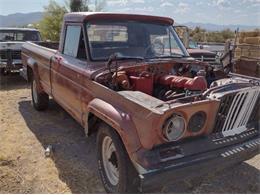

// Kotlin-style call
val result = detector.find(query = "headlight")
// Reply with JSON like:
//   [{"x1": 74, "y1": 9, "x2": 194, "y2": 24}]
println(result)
[
  {"x1": 188, "y1": 111, "x2": 207, "y2": 133},
  {"x1": 163, "y1": 114, "x2": 186, "y2": 141}
]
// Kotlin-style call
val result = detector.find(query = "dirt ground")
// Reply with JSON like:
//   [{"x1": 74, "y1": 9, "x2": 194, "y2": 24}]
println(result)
[{"x1": 0, "y1": 74, "x2": 259, "y2": 193}]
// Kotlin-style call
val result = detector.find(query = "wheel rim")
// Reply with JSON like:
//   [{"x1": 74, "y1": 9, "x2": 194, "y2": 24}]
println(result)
[
  {"x1": 32, "y1": 80, "x2": 38, "y2": 104},
  {"x1": 102, "y1": 136, "x2": 119, "y2": 186}
]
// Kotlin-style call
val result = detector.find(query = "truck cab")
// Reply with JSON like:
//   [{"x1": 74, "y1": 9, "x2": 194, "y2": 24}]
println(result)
[{"x1": 0, "y1": 28, "x2": 41, "y2": 75}]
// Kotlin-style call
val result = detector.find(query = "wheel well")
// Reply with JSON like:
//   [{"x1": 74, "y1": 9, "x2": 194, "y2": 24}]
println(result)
[
  {"x1": 27, "y1": 66, "x2": 33, "y2": 82},
  {"x1": 86, "y1": 112, "x2": 102, "y2": 136}
]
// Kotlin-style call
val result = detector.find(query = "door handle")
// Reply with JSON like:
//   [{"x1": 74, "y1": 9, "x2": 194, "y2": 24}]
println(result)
[{"x1": 54, "y1": 56, "x2": 63, "y2": 64}]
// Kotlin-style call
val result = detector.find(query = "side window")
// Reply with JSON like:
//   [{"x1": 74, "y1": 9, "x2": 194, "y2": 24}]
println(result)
[{"x1": 63, "y1": 25, "x2": 86, "y2": 59}]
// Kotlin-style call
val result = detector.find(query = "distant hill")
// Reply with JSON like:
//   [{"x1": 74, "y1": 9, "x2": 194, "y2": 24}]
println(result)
[
  {"x1": 0, "y1": 12, "x2": 259, "y2": 31},
  {"x1": 183, "y1": 22, "x2": 259, "y2": 31},
  {"x1": 0, "y1": 12, "x2": 43, "y2": 27}
]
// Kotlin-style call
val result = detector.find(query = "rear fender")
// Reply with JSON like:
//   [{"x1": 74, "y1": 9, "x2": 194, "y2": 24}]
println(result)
[
  {"x1": 27, "y1": 58, "x2": 44, "y2": 92},
  {"x1": 86, "y1": 98, "x2": 142, "y2": 154}
]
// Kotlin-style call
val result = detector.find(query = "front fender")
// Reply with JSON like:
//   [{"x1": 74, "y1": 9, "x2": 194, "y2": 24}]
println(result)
[{"x1": 86, "y1": 98, "x2": 142, "y2": 154}]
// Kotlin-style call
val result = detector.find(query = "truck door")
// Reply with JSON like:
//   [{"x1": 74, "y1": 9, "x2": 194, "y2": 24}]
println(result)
[{"x1": 51, "y1": 24, "x2": 87, "y2": 124}]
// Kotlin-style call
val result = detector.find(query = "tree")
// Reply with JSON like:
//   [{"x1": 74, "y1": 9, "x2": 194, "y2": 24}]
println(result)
[
  {"x1": 189, "y1": 26, "x2": 235, "y2": 43},
  {"x1": 190, "y1": 27, "x2": 207, "y2": 42},
  {"x1": 207, "y1": 32, "x2": 223, "y2": 42},
  {"x1": 39, "y1": 0, "x2": 67, "y2": 41},
  {"x1": 69, "y1": 0, "x2": 89, "y2": 12},
  {"x1": 221, "y1": 28, "x2": 235, "y2": 41}
]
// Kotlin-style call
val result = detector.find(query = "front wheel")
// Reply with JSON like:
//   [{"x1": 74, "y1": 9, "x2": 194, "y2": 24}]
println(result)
[
  {"x1": 31, "y1": 76, "x2": 49, "y2": 111},
  {"x1": 96, "y1": 123, "x2": 140, "y2": 193}
]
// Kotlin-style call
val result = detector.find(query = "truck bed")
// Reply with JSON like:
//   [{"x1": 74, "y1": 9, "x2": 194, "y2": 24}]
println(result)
[
  {"x1": 32, "y1": 41, "x2": 59, "y2": 50},
  {"x1": 22, "y1": 41, "x2": 58, "y2": 62},
  {"x1": 22, "y1": 41, "x2": 59, "y2": 59},
  {"x1": 21, "y1": 41, "x2": 59, "y2": 85}
]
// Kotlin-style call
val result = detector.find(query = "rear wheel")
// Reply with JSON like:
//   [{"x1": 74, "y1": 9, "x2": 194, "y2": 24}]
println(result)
[
  {"x1": 31, "y1": 76, "x2": 49, "y2": 111},
  {"x1": 96, "y1": 123, "x2": 140, "y2": 193}
]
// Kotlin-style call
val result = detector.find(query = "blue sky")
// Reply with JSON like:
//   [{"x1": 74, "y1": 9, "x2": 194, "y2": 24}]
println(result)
[{"x1": 0, "y1": 0, "x2": 259, "y2": 25}]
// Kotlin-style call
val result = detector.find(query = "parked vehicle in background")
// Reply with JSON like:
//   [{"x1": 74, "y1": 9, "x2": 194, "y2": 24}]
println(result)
[
  {"x1": 221, "y1": 30, "x2": 260, "y2": 78},
  {"x1": 174, "y1": 25, "x2": 222, "y2": 70},
  {"x1": 21, "y1": 12, "x2": 260, "y2": 193},
  {"x1": 0, "y1": 28, "x2": 41, "y2": 75},
  {"x1": 198, "y1": 42, "x2": 225, "y2": 53}
]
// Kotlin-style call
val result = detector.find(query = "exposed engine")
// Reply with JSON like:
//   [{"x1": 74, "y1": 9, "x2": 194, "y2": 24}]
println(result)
[
  {"x1": 96, "y1": 57, "x2": 217, "y2": 102},
  {"x1": 109, "y1": 70, "x2": 207, "y2": 101}
]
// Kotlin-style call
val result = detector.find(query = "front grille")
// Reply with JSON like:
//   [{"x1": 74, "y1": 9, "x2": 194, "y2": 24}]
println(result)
[
  {"x1": 214, "y1": 88, "x2": 260, "y2": 135},
  {"x1": 0, "y1": 50, "x2": 21, "y2": 60},
  {"x1": 248, "y1": 96, "x2": 260, "y2": 124},
  {"x1": 190, "y1": 53, "x2": 218, "y2": 65}
]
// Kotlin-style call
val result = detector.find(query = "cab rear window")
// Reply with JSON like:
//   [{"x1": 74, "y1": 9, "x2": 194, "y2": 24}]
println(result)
[{"x1": 87, "y1": 24, "x2": 128, "y2": 42}]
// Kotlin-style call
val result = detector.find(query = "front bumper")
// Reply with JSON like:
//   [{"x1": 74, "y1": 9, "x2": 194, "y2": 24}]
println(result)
[{"x1": 138, "y1": 129, "x2": 259, "y2": 192}]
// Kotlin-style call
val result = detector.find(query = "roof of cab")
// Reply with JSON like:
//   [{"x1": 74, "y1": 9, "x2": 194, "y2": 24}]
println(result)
[
  {"x1": 64, "y1": 12, "x2": 174, "y2": 25},
  {"x1": 0, "y1": 27, "x2": 39, "y2": 31}
]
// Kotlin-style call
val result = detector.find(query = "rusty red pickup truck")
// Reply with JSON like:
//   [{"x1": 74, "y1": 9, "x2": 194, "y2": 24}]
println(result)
[{"x1": 21, "y1": 12, "x2": 260, "y2": 193}]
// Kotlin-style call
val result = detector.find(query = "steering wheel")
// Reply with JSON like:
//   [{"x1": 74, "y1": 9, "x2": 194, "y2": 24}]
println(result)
[{"x1": 144, "y1": 42, "x2": 165, "y2": 58}]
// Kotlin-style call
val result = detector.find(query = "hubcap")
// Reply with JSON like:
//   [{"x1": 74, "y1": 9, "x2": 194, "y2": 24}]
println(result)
[
  {"x1": 102, "y1": 136, "x2": 119, "y2": 186},
  {"x1": 32, "y1": 80, "x2": 38, "y2": 104}
]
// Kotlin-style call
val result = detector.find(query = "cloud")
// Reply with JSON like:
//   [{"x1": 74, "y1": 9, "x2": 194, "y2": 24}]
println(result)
[
  {"x1": 112, "y1": 5, "x2": 154, "y2": 14},
  {"x1": 214, "y1": 0, "x2": 228, "y2": 6},
  {"x1": 160, "y1": 1, "x2": 174, "y2": 7},
  {"x1": 243, "y1": 0, "x2": 260, "y2": 7},
  {"x1": 130, "y1": 0, "x2": 145, "y2": 3},
  {"x1": 195, "y1": 1, "x2": 203, "y2": 6},
  {"x1": 104, "y1": 0, "x2": 257, "y2": 26},
  {"x1": 234, "y1": 9, "x2": 242, "y2": 13},
  {"x1": 106, "y1": 0, "x2": 128, "y2": 6},
  {"x1": 213, "y1": 0, "x2": 231, "y2": 7},
  {"x1": 116, "y1": 7, "x2": 132, "y2": 12},
  {"x1": 175, "y1": 2, "x2": 190, "y2": 14},
  {"x1": 133, "y1": 6, "x2": 154, "y2": 12},
  {"x1": 242, "y1": 0, "x2": 260, "y2": 3},
  {"x1": 106, "y1": 0, "x2": 145, "y2": 6}
]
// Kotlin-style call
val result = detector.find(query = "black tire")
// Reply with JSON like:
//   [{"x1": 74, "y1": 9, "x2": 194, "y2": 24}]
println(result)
[
  {"x1": 31, "y1": 76, "x2": 49, "y2": 111},
  {"x1": 97, "y1": 123, "x2": 140, "y2": 193}
]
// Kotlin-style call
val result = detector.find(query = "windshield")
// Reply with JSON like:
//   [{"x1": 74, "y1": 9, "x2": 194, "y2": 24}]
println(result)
[
  {"x1": 86, "y1": 21, "x2": 189, "y2": 61},
  {"x1": 0, "y1": 30, "x2": 41, "y2": 42}
]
